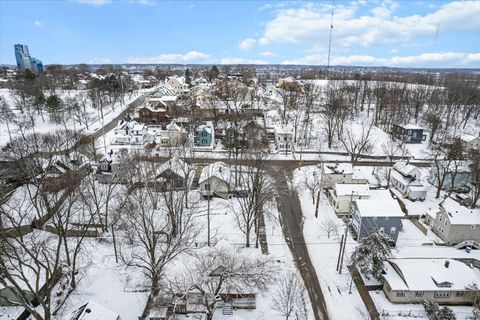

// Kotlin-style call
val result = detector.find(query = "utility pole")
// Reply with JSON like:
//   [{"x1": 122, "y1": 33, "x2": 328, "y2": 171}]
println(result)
[
  {"x1": 207, "y1": 183, "x2": 211, "y2": 247},
  {"x1": 336, "y1": 234, "x2": 344, "y2": 272},
  {"x1": 315, "y1": 190, "x2": 321, "y2": 218},
  {"x1": 339, "y1": 191, "x2": 354, "y2": 274}
]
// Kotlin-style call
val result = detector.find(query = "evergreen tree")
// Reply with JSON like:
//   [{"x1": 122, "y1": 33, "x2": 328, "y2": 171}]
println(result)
[
  {"x1": 0, "y1": 97, "x2": 15, "y2": 144},
  {"x1": 423, "y1": 300, "x2": 455, "y2": 320},
  {"x1": 350, "y1": 230, "x2": 392, "y2": 280},
  {"x1": 208, "y1": 65, "x2": 219, "y2": 81},
  {"x1": 46, "y1": 94, "x2": 63, "y2": 123}
]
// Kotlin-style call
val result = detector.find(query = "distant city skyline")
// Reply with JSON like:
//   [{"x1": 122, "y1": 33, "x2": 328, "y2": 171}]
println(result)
[
  {"x1": 1, "y1": 0, "x2": 479, "y2": 68},
  {"x1": 14, "y1": 44, "x2": 44, "y2": 72}
]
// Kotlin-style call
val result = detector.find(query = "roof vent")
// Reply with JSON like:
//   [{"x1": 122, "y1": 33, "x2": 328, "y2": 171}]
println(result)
[{"x1": 445, "y1": 260, "x2": 450, "y2": 268}]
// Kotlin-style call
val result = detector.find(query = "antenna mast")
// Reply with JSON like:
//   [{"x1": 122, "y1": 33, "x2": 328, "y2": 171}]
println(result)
[{"x1": 326, "y1": 0, "x2": 335, "y2": 79}]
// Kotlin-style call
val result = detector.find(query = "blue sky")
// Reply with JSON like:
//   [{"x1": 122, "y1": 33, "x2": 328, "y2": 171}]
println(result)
[{"x1": 1, "y1": 0, "x2": 479, "y2": 67}]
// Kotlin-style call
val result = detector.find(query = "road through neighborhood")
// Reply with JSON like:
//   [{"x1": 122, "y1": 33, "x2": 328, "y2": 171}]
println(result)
[{"x1": 273, "y1": 168, "x2": 330, "y2": 320}]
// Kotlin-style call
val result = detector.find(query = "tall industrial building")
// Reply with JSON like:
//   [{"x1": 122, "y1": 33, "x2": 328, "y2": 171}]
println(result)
[{"x1": 14, "y1": 44, "x2": 44, "y2": 73}]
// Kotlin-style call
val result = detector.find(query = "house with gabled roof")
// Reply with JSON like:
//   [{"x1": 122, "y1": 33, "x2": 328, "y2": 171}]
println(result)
[
  {"x1": 198, "y1": 162, "x2": 232, "y2": 198},
  {"x1": 67, "y1": 301, "x2": 120, "y2": 320},
  {"x1": 430, "y1": 198, "x2": 480, "y2": 245},
  {"x1": 390, "y1": 161, "x2": 427, "y2": 201},
  {"x1": 382, "y1": 258, "x2": 479, "y2": 305},
  {"x1": 326, "y1": 183, "x2": 370, "y2": 215},
  {"x1": 392, "y1": 123, "x2": 426, "y2": 143},
  {"x1": 351, "y1": 196, "x2": 404, "y2": 243}
]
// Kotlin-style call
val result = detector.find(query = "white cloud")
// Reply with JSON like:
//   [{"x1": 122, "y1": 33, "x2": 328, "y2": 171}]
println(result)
[
  {"x1": 127, "y1": 51, "x2": 211, "y2": 64},
  {"x1": 71, "y1": 0, "x2": 112, "y2": 6},
  {"x1": 88, "y1": 57, "x2": 112, "y2": 64},
  {"x1": 282, "y1": 51, "x2": 480, "y2": 67},
  {"x1": 33, "y1": 21, "x2": 43, "y2": 27},
  {"x1": 260, "y1": 51, "x2": 277, "y2": 57},
  {"x1": 260, "y1": 1, "x2": 480, "y2": 48},
  {"x1": 220, "y1": 57, "x2": 268, "y2": 65},
  {"x1": 238, "y1": 38, "x2": 257, "y2": 51}
]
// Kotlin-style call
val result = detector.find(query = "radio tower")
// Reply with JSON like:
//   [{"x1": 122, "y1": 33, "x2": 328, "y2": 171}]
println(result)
[{"x1": 326, "y1": 0, "x2": 335, "y2": 79}]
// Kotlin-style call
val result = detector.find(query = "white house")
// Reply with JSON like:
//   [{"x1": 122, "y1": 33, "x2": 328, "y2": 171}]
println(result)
[
  {"x1": 321, "y1": 163, "x2": 369, "y2": 188},
  {"x1": 165, "y1": 76, "x2": 189, "y2": 93},
  {"x1": 110, "y1": 118, "x2": 153, "y2": 145},
  {"x1": 274, "y1": 125, "x2": 294, "y2": 154},
  {"x1": 198, "y1": 162, "x2": 232, "y2": 198},
  {"x1": 327, "y1": 183, "x2": 370, "y2": 215},
  {"x1": 153, "y1": 121, "x2": 188, "y2": 148},
  {"x1": 390, "y1": 161, "x2": 427, "y2": 201}
]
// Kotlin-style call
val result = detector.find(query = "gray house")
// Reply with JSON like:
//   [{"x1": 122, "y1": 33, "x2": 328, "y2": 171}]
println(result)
[
  {"x1": 392, "y1": 124, "x2": 426, "y2": 143},
  {"x1": 351, "y1": 198, "x2": 404, "y2": 243}
]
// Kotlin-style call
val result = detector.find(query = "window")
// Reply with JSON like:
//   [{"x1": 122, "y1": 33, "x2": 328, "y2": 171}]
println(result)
[
  {"x1": 414, "y1": 291, "x2": 424, "y2": 297},
  {"x1": 472, "y1": 225, "x2": 476, "y2": 229},
  {"x1": 373, "y1": 217, "x2": 377, "y2": 221},
  {"x1": 385, "y1": 217, "x2": 390, "y2": 221},
  {"x1": 396, "y1": 291, "x2": 405, "y2": 297},
  {"x1": 456, "y1": 291, "x2": 465, "y2": 297},
  {"x1": 434, "y1": 291, "x2": 451, "y2": 298},
  {"x1": 390, "y1": 227, "x2": 396, "y2": 234}
]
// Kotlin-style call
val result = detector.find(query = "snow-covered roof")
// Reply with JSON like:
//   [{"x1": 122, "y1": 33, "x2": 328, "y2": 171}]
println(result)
[
  {"x1": 166, "y1": 121, "x2": 183, "y2": 132},
  {"x1": 390, "y1": 170, "x2": 423, "y2": 187},
  {"x1": 383, "y1": 258, "x2": 479, "y2": 291},
  {"x1": 398, "y1": 123, "x2": 423, "y2": 130},
  {"x1": 334, "y1": 183, "x2": 370, "y2": 197},
  {"x1": 131, "y1": 123, "x2": 145, "y2": 131},
  {"x1": 199, "y1": 162, "x2": 231, "y2": 184},
  {"x1": 441, "y1": 198, "x2": 480, "y2": 225},
  {"x1": 393, "y1": 161, "x2": 418, "y2": 177},
  {"x1": 155, "y1": 157, "x2": 188, "y2": 179},
  {"x1": 460, "y1": 134, "x2": 480, "y2": 143},
  {"x1": 323, "y1": 163, "x2": 354, "y2": 175},
  {"x1": 67, "y1": 301, "x2": 119, "y2": 320},
  {"x1": 160, "y1": 95, "x2": 177, "y2": 102},
  {"x1": 274, "y1": 125, "x2": 293, "y2": 135},
  {"x1": 196, "y1": 124, "x2": 212, "y2": 134},
  {"x1": 354, "y1": 198, "x2": 404, "y2": 218}
]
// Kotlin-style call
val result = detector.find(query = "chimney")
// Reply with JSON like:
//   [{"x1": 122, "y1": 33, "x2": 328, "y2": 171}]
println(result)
[{"x1": 445, "y1": 260, "x2": 450, "y2": 268}]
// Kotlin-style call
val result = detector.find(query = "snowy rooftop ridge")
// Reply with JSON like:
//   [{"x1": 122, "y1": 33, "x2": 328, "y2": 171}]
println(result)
[
  {"x1": 67, "y1": 301, "x2": 119, "y2": 320},
  {"x1": 334, "y1": 183, "x2": 370, "y2": 197},
  {"x1": 384, "y1": 258, "x2": 479, "y2": 291},
  {"x1": 354, "y1": 198, "x2": 404, "y2": 217},
  {"x1": 440, "y1": 198, "x2": 480, "y2": 225},
  {"x1": 199, "y1": 161, "x2": 232, "y2": 184}
]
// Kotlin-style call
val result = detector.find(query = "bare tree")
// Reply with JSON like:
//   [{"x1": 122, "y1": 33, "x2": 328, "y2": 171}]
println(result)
[
  {"x1": 271, "y1": 271, "x2": 308, "y2": 320},
  {"x1": 382, "y1": 136, "x2": 407, "y2": 187},
  {"x1": 341, "y1": 120, "x2": 374, "y2": 167},
  {"x1": 469, "y1": 149, "x2": 480, "y2": 209},
  {"x1": 303, "y1": 171, "x2": 320, "y2": 204},
  {"x1": 118, "y1": 184, "x2": 199, "y2": 318},
  {"x1": 320, "y1": 219, "x2": 338, "y2": 239},
  {"x1": 172, "y1": 244, "x2": 276, "y2": 320},
  {"x1": 0, "y1": 230, "x2": 63, "y2": 320},
  {"x1": 322, "y1": 81, "x2": 349, "y2": 149},
  {"x1": 233, "y1": 150, "x2": 276, "y2": 248}
]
